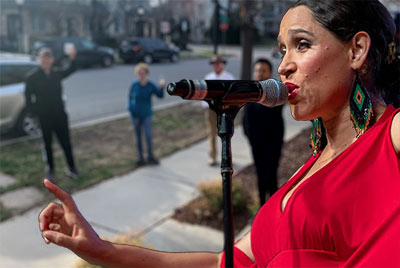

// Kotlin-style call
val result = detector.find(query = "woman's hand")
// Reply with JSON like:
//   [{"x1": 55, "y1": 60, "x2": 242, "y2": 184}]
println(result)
[{"x1": 39, "y1": 179, "x2": 109, "y2": 264}]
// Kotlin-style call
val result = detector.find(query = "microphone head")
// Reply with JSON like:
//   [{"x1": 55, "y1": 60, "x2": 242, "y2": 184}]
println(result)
[
  {"x1": 166, "y1": 82, "x2": 176, "y2": 95},
  {"x1": 258, "y1": 79, "x2": 288, "y2": 107}
]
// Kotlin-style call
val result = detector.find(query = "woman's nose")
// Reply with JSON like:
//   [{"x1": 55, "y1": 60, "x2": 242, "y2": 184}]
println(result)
[{"x1": 278, "y1": 54, "x2": 296, "y2": 78}]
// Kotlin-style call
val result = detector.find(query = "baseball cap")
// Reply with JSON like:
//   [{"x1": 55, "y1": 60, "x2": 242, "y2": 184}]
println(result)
[
  {"x1": 209, "y1": 55, "x2": 227, "y2": 64},
  {"x1": 38, "y1": 47, "x2": 53, "y2": 57}
]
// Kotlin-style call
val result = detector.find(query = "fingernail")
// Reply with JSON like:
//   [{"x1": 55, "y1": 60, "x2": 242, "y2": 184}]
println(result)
[{"x1": 43, "y1": 232, "x2": 50, "y2": 244}]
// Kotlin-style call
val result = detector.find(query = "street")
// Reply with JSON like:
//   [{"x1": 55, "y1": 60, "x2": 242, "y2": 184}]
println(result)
[
  {"x1": 64, "y1": 46, "x2": 281, "y2": 126},
  {"x1": 64, "y1": 57, "x2": 240, "y2": 125}
]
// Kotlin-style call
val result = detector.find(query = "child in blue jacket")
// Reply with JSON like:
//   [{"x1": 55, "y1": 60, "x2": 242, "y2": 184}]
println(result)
[{"x1": 128, "y1": 63, "x2": 164, "y2": 165}]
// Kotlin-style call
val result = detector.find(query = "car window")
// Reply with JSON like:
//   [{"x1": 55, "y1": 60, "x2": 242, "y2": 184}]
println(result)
[
  {"x1": 155, "y1": 39, "x2": 167, "y2": 49},
  {"x1": 141, "y1": 39, "x2": 153, "y2": 49},
  {"x1": 82, "y1": 40, "x2": 95, "y2": 50},
  {"x1": 0, "y1": 64, "x2": 37, "y2": 86},
  {"x1": 33, "y1": 41, "x2": 46, "y2": 50}
]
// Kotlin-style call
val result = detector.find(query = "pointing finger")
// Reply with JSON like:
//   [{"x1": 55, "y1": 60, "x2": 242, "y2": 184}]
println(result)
[{"x1": 43, "y1": 179, "x2": 76, "y2": 212}]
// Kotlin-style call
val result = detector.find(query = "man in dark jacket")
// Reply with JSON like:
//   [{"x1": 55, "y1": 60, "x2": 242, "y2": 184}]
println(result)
[
  {"x1": 25, "y1": 47, "x2": 81, "y2": 181},
  {"x1": 243, "y1": 58, "x2": 284, "y2": 206}
]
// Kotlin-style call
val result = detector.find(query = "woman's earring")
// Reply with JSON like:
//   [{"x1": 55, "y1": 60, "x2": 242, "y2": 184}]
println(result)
[
  {"x1": 310, "y1": 117, "x2": 322, "y2": 156},
  {"x1": 349, "y1": 72, "x2": 374, "y2": 137}
]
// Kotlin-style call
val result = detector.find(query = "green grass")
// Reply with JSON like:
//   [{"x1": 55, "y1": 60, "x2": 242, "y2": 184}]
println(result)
[{"x1": 0, "y1": 103, "x2": 207, "y2": 221}]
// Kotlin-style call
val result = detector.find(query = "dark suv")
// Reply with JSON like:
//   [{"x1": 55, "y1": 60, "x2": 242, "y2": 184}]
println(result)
[
  {"x1": 32, "y1": 37, "x2": 115, "y2": 69},
  {"x1": 119, "y1": 38, "x2": 179, "y2": 64}
]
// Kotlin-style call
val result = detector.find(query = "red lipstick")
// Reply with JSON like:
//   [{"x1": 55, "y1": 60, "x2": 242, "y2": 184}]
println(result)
[{"x1": 285, "y1": 82, "x2": 299, "y2": 100}]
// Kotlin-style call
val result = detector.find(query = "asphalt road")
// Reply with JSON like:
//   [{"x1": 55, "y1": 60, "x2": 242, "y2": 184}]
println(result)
[
  {"x1": 63, "y1": 48, "x2": 282, "y2": 126},
  {"x1": 63, "y1": 57, "x2": 243, "y2": 125}
]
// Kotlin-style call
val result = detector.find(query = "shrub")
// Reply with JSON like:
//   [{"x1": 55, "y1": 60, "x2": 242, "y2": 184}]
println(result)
[{"x1": 197, "y1": 179, "x2": 249, "y2": 218}]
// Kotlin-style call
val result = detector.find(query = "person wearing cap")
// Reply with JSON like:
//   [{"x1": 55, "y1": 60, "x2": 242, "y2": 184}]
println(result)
[
  {"x1": 203, "y1": 55, "x2": 235, "y2": 166},
  {"x1": 25, "y1": 47, "x2": 81, "y2": 181}
]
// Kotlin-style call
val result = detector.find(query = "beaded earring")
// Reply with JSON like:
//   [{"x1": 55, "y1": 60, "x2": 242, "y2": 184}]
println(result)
[
  {"x1": 310, "y1": 117, "x2": 323, "y2": 156},
  {"x1": 349, "y1": 72, "x2": 374, "y2": 138}
]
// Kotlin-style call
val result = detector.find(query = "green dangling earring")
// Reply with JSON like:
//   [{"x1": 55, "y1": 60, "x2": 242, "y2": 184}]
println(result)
[
  {"x1": 349, "y1": 72, "x2": 374, "y2": 138},
  {"x1": 310, "y1": 117, "x2": 326, "y2": 156}
]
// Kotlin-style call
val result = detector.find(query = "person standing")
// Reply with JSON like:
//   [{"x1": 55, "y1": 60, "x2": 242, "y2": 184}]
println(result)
[
  {"x1": 128, "y1": 63, "x2": 164, "y2": 166},
  {"x1": 203, "y1": 55, "x2": 235, "y2": 166},
  {"x1": 243, "y1": 58, "x2": 284, "y2": 206},
  {"x1": 25, "y1": 47, "x2": 81, "y2": 181}
]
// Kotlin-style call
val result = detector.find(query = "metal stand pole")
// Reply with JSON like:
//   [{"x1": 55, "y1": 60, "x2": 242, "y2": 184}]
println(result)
[{"x1": 209, "y1": 103, "x2": 242, "y2": 268}]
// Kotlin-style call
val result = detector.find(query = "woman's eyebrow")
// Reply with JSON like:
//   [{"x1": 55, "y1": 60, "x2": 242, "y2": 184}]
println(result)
[
  {"x1": 277, "y1": 28, "x2": 315, "y2": 45},
  {"x1": 289, "y1": 28, "x2": 315, "y2": 37}
]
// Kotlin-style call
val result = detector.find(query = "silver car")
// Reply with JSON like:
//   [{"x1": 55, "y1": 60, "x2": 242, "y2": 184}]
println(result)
[{"x1": 0, "y1": 53, "x2": 41, "y2": 136}]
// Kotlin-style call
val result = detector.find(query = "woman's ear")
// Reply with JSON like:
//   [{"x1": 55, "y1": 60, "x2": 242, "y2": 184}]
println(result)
[{"x1": 350, "y1": 31, "x2": 371, "y2": 70}]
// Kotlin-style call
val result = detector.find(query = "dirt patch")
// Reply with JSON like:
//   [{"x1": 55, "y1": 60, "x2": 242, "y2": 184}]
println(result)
[{"x1": 173, "y1": 127, "x2": 312, "y2": 234}]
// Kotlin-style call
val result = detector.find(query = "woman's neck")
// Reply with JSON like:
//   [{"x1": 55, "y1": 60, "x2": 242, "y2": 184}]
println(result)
[
  {"x1": 139, "y1": 79, "x2": 147, "y2": 86},
  {"x1": 322, "y1": 102, "x2": 386, "y2": 155}
]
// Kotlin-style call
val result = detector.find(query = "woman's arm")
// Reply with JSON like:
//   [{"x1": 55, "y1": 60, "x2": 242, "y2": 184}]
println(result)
[
  {"x1": 99, "y1": 243, "x2": 220, "y2": 268},
  {"x1": 39, "y1": 179, "x2": 221, "y2": 268},
  {"x1": 391, "y1": 112, "x2": 400, "y2": 155}
]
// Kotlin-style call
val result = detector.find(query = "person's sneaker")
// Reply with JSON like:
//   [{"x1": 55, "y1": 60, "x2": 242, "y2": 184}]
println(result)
[
  {"x1": 47, "y1": 170, "x2": 56, "y2": 181},
  {"x1": 66, "y1": 167, "x2": 82, "y2": 179},
  {"x1": 147, "y1": 157, "x2": 159, "y2": 165},
  {"x1": 135, "y1": 159, "x2": 146, "y2": 167}
]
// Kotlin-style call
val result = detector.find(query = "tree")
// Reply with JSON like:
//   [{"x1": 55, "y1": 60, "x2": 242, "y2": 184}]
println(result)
[{"x1": 239, "y1": 0, "x2": 256, "y2": 79}]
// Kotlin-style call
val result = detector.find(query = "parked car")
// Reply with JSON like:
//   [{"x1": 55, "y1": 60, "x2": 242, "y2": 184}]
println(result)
[
  {"x1": 119, "y1": 37, "x2": 179, "y2": 64},
  {"x1": 0, "y1": 53, "x2": 41, "y2": 136},
  {"x1": 32, "y1": 37, "x2": 115, "y2": 69}
]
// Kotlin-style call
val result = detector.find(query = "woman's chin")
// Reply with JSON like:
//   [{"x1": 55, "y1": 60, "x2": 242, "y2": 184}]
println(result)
[{"x1": 289, "y1": 105, "x2": 314, "y2": 121}]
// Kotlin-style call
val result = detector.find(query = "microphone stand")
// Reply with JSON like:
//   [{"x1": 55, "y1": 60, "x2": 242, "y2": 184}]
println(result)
[{"x1": 208, "y1": 100, "x2": 244, "y2": 268}]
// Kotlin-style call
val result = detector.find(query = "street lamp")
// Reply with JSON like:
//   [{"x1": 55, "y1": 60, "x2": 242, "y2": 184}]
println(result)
[
  {"x1": 136, "y1": 7, "x2": 146, "y2": 37},
  {"x1": 137, "y1": 7, "x2": 145, "y2": 16},
  {"x1": 15, "y1": 0, "x2": 25, "y2": 53}
]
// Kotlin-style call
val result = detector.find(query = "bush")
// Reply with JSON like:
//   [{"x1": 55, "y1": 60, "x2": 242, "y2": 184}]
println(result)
[{"x1": 197, "y1": 179, "x2": 249, "y2": 218}]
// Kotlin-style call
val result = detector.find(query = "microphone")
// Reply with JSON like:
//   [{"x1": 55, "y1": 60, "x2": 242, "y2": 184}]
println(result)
[{"x1": 167, "y1": 78, "x2": 288, "y2": 107}]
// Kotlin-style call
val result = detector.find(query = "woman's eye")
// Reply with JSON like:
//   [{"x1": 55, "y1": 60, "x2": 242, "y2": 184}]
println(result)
[
  {"x1": 297, "y1": 40, "x2": 311, "y2": 50},
  {"x1": 279, "y1": 47, "x2": 286, "y2": 58}
]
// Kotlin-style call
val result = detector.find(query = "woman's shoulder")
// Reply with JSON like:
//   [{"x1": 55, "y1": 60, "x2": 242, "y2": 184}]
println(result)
[{"x1": 391, "y1": 110, "x2": 400, "y2": 154}]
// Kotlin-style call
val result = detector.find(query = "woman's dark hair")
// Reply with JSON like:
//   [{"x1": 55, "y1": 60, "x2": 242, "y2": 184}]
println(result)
[{"x1": 293, "y1": 0, "x2": 400, "y2": 107}]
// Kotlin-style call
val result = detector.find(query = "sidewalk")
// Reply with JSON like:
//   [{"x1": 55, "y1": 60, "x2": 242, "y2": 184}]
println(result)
[{"x1": 0, "y1": 105, "x2": 309, "y2": 268}]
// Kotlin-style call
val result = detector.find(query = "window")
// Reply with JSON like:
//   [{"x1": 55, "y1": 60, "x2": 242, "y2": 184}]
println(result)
[
  {"x1": 0, "y1": 64, "x2": 37, "y2": 86},
  {"x1": 81, "y1": 40, "x2": 95, "y2": 50}
]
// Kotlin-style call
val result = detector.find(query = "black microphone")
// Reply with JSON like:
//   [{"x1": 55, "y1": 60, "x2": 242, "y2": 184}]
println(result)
[{"x1": 167, "y1": 79, "x2": 288, "y2": 107}]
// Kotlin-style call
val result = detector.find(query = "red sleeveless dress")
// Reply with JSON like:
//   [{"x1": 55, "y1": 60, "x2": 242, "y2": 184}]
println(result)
[{"x1": 222, "y1": 105, "x2": 400, "y2": 267}]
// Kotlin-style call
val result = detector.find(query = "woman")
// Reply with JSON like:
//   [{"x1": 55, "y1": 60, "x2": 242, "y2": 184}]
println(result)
[
  {"x1": 38, "y1": 0, "x2": 400, "y2": 266},
  {"x1": 128, "y1": 63, "x2": 164, "y2": 166}
]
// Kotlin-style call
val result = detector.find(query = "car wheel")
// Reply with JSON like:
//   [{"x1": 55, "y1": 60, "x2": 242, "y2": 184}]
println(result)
[
  {"x1": 102, "y1": 56, "x2": 113, "y2": 67},
  {"x1": 15, "y1": 110, "x2": 41, "y2": 137},
  {"x1": 60, "y1": 57, "x2": 71, "y2": 69},
  {"x1": 143, "y1": 54, "x2": 153, "y2": 64},
  {"x1": 170, "y1": 53, "x2": 179, "y2": 63}
]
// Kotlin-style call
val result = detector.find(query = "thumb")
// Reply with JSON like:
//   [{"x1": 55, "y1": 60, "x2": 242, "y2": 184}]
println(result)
[{"x1": 43, "y1": 230, "x2": 76, "y2": 249}]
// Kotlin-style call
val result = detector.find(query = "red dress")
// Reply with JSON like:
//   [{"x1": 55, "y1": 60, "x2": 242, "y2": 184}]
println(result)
[{"x1": 223, "y1": 105, "x2": 400, "y2": 267}]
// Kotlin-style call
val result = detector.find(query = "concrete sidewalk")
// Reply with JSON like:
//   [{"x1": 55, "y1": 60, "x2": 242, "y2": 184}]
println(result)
[{"x1": 0, "y1": 105, "x2": 309, "y2": 268}]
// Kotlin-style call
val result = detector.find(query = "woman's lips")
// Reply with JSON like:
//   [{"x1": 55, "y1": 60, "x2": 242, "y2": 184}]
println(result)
[{"x1": 285, "y1": 82, "x2": 299, "y2": 100}]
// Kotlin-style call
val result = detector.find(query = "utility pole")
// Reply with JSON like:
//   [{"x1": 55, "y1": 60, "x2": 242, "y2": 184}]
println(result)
[{"x1": 213, "y1": 0, "x2": 220, "y2": 55}]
